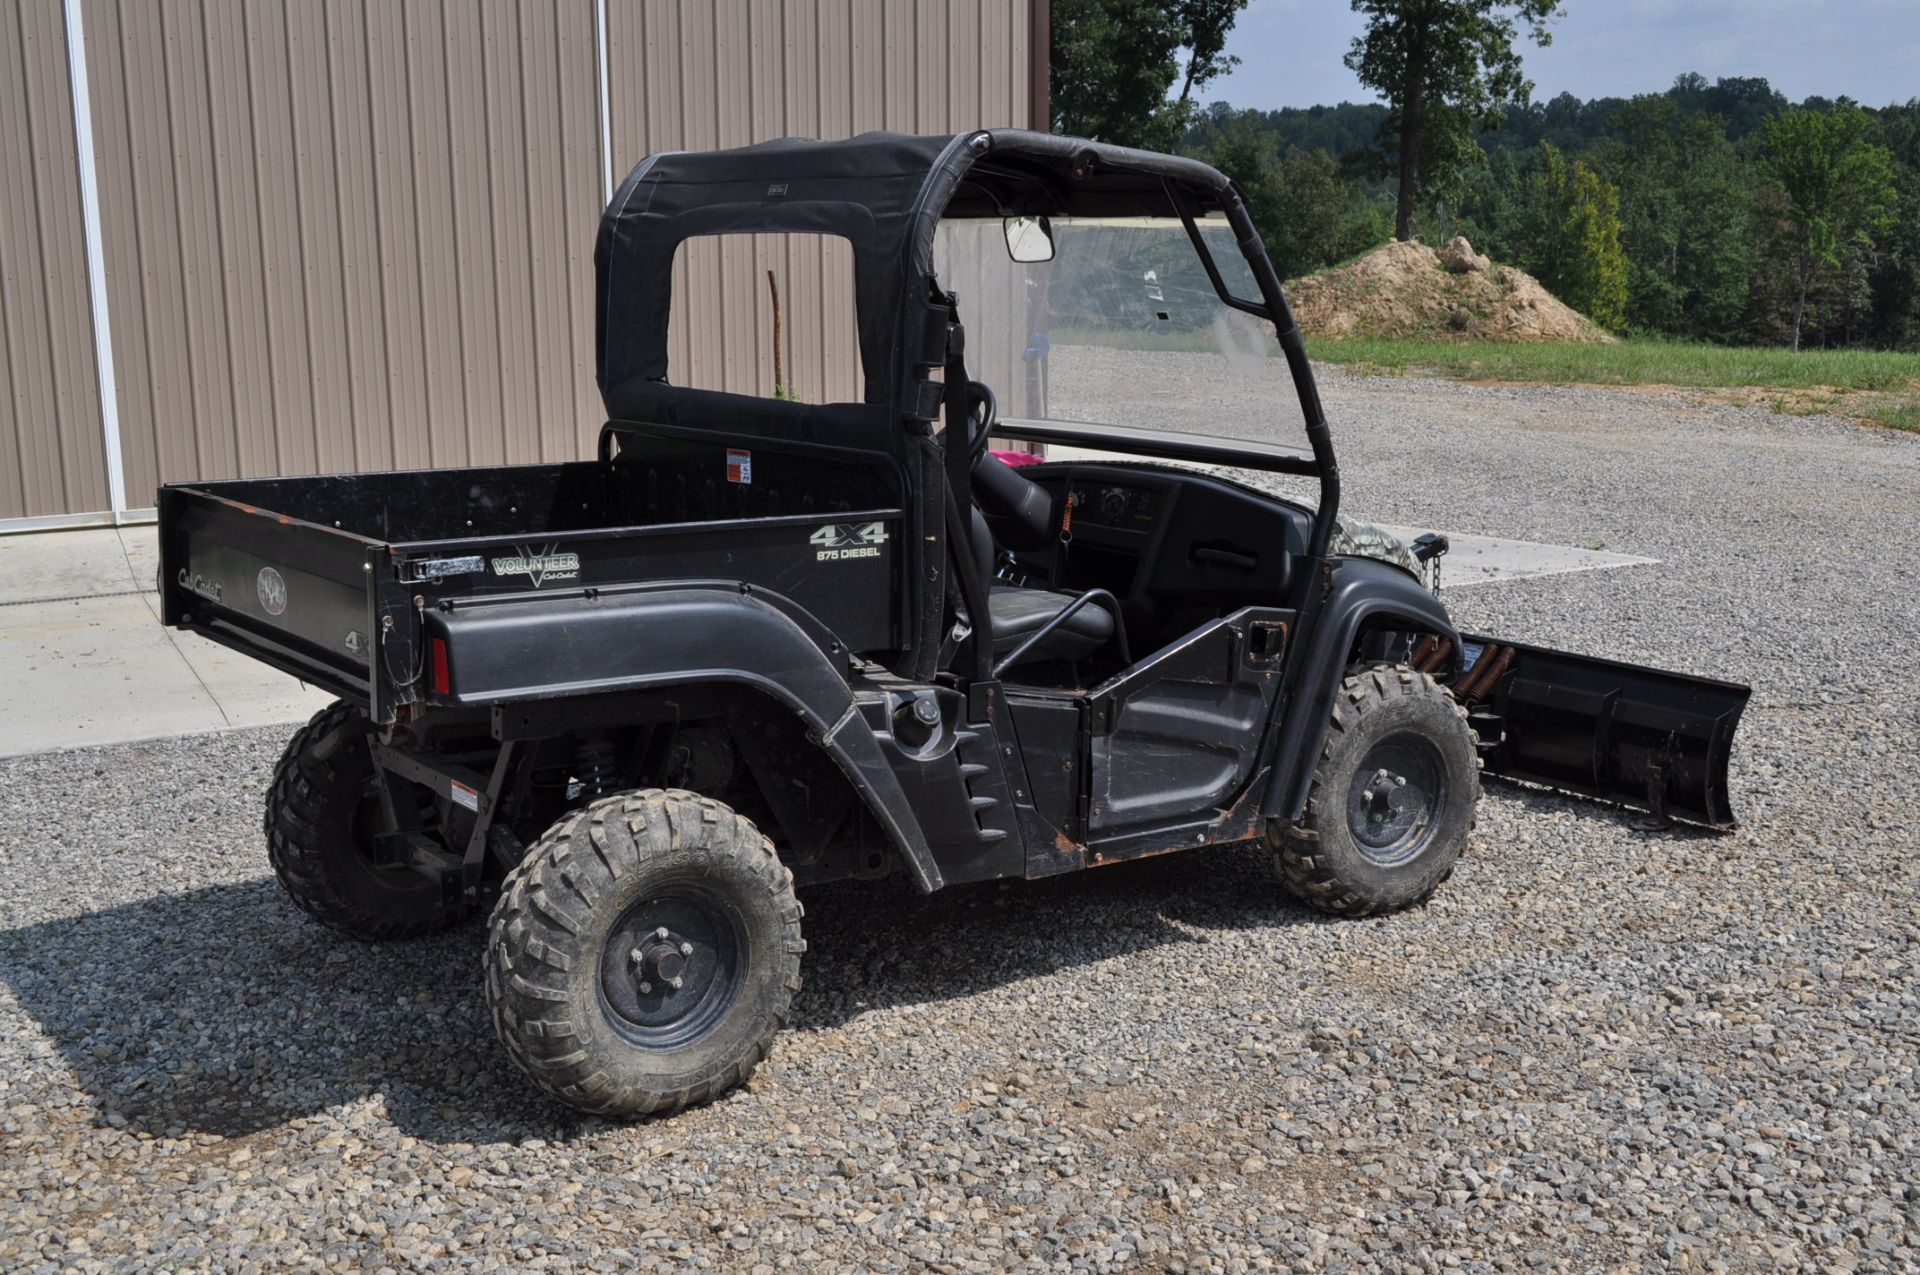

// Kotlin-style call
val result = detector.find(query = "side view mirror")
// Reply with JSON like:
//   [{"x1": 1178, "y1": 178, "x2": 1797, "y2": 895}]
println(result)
[{"x1": 1003, "y1": 215, "x2": 1055, "y2": 263}]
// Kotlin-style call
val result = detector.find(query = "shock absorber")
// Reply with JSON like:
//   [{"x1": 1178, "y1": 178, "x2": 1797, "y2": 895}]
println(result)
[{"x1": 572, "y1": 738, "x2": 620, "y2": 800}]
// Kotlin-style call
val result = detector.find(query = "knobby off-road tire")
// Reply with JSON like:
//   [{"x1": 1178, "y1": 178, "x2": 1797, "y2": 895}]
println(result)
[
  {"x1": 486, "y1": 789, "x2": 804, "y2": 1118},
  {"x1": 264, "y1": 700, "x2": 475, "y2": 941},
  {"x1": 1270, "y1": 663, "x2": 1479, "y2": 918}
]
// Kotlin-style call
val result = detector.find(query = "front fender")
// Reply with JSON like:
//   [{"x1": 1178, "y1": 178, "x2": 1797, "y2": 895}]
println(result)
[
  {"x1": 1265, "y1": 557, "x2": 1461, "y2": 823},
  {"x1": 425, "y1": 586, "x2": 946, "y2": 892}
]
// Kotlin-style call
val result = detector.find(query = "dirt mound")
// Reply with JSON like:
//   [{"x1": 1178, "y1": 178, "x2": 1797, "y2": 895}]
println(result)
[{"x1": 1286, "y1": 238, "x2": 1614, "y2": 343}]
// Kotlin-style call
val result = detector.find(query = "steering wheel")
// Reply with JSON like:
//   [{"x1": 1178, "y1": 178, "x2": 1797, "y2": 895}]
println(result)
[{"x1": 964, "y1": 380, "x2": 998, "y2": 464}]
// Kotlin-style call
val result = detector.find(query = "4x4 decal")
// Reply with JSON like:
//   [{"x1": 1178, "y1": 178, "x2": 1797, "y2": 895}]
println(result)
[{"x1": 810, "y1": 522, "x2": 888, "y2": 561}]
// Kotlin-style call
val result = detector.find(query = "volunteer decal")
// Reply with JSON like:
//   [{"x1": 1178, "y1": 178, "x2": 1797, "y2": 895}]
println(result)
[{"x1": 491, "y1": 544, "x2": 581, "y2": 588}]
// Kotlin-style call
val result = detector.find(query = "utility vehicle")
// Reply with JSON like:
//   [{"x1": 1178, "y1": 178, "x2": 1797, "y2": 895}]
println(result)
[{"x1": 157, "y1": 130, "x2": 1748, "y2": 1117}]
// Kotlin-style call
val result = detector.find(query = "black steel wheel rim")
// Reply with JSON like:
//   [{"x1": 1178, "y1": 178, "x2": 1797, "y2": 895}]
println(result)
[
  {"x1": 598, "y1": 885, "x2": 748, "y2": 1050},
  {"x1": 1345, "y1": 731, "x2": 1448, "y2": 867}
]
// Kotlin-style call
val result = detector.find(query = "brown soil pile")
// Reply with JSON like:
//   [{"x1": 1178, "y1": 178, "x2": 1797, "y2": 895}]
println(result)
[{"x1": 1286, "y1": 238, "x2": 1615, "y2": 343}]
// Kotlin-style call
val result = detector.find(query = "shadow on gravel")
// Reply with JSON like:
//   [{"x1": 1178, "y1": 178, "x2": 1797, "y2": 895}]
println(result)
[
  {"x1": 791, "y1": 842, "x2": 1314, "y2": 1031},
  {"x1": 0, "y1": 842, "x2": 1313, "y2": 1143},
  {"x1": 0, "y1": 879, "x2": 557, "y2": 1144}
]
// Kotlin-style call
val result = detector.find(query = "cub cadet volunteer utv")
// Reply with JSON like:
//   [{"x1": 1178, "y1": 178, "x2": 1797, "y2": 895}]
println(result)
[{"x1": 157, "y1": 130, "x2": 1748, "y2": 1117}]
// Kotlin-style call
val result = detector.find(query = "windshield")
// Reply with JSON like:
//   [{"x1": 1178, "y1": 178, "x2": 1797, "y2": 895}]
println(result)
[{"x1": 932, "y1": 214, "x2": 1301, "y2": 457}]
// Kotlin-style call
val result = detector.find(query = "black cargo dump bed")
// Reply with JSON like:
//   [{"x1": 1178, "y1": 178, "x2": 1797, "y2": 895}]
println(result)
[
  {"x1": 189, "y1": 462, "x2": 620, "y2": 544},
  {"x1": 158, "y1": 427, "x2": 910, "y2": 722}
]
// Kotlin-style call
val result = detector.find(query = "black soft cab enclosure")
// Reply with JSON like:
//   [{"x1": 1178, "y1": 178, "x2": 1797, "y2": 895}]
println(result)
[{"x1": 156, "y1": 128, "x2": 1748, "y2": 1120}]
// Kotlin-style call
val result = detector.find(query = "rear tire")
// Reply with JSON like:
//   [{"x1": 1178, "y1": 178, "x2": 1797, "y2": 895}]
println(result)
[
  {"x1": 485, "y1": 789, "x2": 804, "y2": 1118},
  {"x1": 1270, "y1": 663, "x2": 1478, "y2": 917},
  {"x1": 264, "y1": 701, "x2": 474, "y2": 941}
]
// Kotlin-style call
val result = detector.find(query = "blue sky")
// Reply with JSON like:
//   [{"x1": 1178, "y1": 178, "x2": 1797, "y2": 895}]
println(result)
[{"x1": 1200, "y1": 0, "x2": 1920, "y2": 111}]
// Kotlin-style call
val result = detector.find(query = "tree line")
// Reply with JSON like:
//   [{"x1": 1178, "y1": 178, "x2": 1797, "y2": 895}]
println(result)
[
  {"x1": 1052, "y1": 1, "x2": 1918, "y2": 352},
  {"x1": 1184, "y1": 82, "x2": 1914, "y2": 351}
]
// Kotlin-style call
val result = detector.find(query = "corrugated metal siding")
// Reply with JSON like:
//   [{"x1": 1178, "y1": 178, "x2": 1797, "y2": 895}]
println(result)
[
  {"x1": 0, "y1": 0, "x2": 109, "y2": 520},
  {"x1": 606, "y1": 0, "x2": 1032, "y2": 401},
  {"x1": 5, "y1": 0, "x2": 1036, "y2": 520},
  {"x1": 80, "y1": 0, "x2": 606, "y2": 506}
]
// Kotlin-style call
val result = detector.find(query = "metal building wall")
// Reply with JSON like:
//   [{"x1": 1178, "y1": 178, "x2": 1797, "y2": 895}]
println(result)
[
  {"x1": 605, "y1": 0, "x2": 1034, "y2": 403},
  {"x1": 80, "y1": 0, "x2": 607, "y2": 512},
  {"x1": 3, "y1": 0, "x2": 1039, "y2": 526},
  {"x1": 0, "y1": 0, "x2": 109, "y2": 521}
]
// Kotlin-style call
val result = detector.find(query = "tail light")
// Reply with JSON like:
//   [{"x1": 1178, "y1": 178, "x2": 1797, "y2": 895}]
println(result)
[{"x1": 430, "y1": 636, "x2": 451, "y2": 696}]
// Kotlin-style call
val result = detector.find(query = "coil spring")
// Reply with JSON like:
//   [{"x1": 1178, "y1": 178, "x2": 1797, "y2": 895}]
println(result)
[{"x1": 572, "y1": 738, "x2": 619, "y2": 799}]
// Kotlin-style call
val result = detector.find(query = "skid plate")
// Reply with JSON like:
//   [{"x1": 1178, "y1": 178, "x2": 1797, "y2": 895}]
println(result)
[{"x1": 1459, "y1": 635, "x2": 1750, "y2": 829}]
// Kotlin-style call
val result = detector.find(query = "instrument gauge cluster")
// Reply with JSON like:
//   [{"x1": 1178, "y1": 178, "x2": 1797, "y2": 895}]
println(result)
[{"x1": 1075, "y1": 482, "x2": 1161, "y2": 532}]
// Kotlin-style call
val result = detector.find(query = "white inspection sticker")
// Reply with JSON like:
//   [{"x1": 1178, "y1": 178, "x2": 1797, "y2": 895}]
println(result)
[
  {"x1": 449, "y1": 780, "x2": 480, "y2": 812},
  {"x1": 727, "y1": 448, "x2": 752, "y2": 483}
]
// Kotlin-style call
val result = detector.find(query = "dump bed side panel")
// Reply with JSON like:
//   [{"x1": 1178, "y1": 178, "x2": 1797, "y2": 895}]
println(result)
[
  {"x1": 158, "y1": 485, "x2": 382, "y2": 706},
  {"x1": 392, "y1": 509, "x2": 903, "y2": 657}
]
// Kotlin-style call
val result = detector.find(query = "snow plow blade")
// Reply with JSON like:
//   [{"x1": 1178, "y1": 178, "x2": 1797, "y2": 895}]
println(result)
[{"x1": 1456, "y1": 635, "x2": 1749, "y2": 830}]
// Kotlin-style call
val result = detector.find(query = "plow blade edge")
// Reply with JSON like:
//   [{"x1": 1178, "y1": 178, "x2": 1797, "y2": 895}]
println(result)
[{"x1": 1457, "y1": 635, "x2": 1750, "y2": 830}]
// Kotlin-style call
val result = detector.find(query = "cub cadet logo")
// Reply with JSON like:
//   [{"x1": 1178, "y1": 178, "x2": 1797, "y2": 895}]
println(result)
[
  {"x1": 176, "y1": 568, "x2": 222, "y2": 605},
  {"x1": 811, "y1": 522, "x2": 888, "y2": 561},
  {"x1": 490, "y1": 544, "x2": 580, "y2": 587}
]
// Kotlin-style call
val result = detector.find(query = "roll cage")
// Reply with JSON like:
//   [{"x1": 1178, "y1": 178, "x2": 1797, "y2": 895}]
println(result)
[{"x1": 595, "y1": 129, "x2": 1342, "y2": 682}]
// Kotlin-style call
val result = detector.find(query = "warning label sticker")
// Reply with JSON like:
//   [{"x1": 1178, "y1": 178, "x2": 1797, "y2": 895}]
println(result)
[{"x1": 727, "y1": 449, "x2": 752, "y2": 483}]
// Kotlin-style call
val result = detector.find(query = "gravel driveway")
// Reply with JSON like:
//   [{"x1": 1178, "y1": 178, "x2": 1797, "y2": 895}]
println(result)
[{"x1": 2, "y1": 369, "x2": 1916, "y2": 1273}]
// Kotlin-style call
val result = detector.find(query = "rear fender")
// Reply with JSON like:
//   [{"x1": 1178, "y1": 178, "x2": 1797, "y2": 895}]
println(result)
[
  {"x1": 425, "y1": 586, "x2": 946, "y2": 891},
  {"x1": 1266, "y1": 556, "x2": 1461, "y2": 823},
  {"x1": 1456, "y1": 635, "x2": 1749, "y2": 829}
]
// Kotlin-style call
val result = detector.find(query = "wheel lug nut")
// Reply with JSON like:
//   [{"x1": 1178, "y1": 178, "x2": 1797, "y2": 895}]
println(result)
[
  {"x1": 629, "y1": 948, "x2": 646, "y2": 966},
  {"x1": 679, "y1": 942, "x2": 693, "y2": 956},
  {"x1": 668, "y1": 976, "x2": 683, "y2": 989},
  {"x1": 639, "y1": 981, "x2": 652, "y2": 993},
  {"x1": 655, "y1": 926, "x2": 670, "y2": 941}
]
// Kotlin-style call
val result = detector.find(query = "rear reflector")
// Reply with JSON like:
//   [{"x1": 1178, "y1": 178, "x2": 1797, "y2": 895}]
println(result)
[{"x1": 430, "y1": 637, "x2": 450, "y2": 696}]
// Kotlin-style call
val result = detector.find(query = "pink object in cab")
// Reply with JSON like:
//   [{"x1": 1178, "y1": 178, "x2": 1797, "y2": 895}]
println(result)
[{"x1": 988, "y1": 449, "x2": 1045, "y2": 467}]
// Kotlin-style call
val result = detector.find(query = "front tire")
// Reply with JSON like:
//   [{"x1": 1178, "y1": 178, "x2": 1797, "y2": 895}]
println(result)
[
  {"x1": 1270, "y1": 664, "x2": 1479, "y2": 917},
  {"x1": 485, "y1": 789, "x2": 804, "y2": 1117},
  {"x1": 264, "y1": 701, "x2": 474, "y2": 941}
]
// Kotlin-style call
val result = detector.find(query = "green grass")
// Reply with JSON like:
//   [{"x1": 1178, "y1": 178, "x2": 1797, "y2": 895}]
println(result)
[{"x1": 1310, "y1": 336, "x2": 1920, "y2": 430}]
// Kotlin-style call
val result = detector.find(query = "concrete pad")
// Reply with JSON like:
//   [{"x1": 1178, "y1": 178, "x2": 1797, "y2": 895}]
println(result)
[
  {"x1": 0, "y1": 594, "x2": 227, "y2": 756},
  {"x1": 1376, "y1": 525, "x2": 1657, "y2": 588},
  {"x1": 119, "y1": 525, "x2": 161, "y2": 594},
  {"x1": 0, "y1": 528, "x2": 146, "y2": 604},
  {"x1": 0, "y1": 526, "x2": 332, "y2": 757}
]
